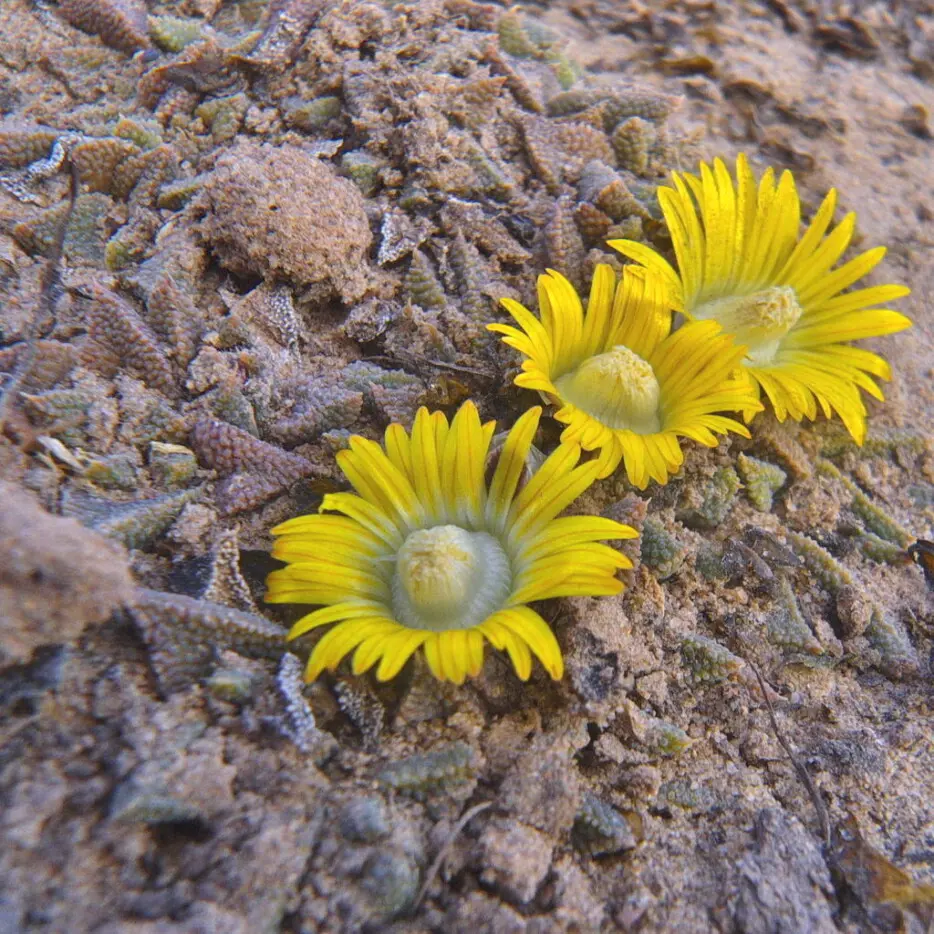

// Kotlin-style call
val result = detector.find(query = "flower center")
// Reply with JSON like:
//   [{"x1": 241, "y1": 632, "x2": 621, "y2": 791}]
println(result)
[
  {"x1": 555, "y1": 345, "x2": 662, "y2": 433},
  {"x1": 392, "y1": 525, "x2": 513, "y2": 632},
  {"x1": 693, "y1": 285, "x2": 803, "y2": 365}
]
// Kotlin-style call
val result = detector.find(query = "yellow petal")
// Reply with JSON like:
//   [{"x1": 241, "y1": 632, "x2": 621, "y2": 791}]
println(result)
[{"x1": 494, "y1": 607, "x2": 564, "y2": 680}]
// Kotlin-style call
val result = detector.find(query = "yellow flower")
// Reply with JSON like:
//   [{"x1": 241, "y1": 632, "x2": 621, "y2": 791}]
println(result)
[
  {"x1": 609, "y1": 154, "x2": 912, "y2": 444},
  {"x1": 266, "y1": 401, "x2": 636, "y2": 685},
  {"x1": 488, "y1": 265, "x2": 760, "y2": 488}
]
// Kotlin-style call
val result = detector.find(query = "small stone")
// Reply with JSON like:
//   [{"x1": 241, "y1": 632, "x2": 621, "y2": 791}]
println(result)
[
  {"x1": 339, "y1": 797, "x2": 391, "y2": 843},
  {"x1": 835, "y1": 584, "x2": 873, "y2": 638},
  {"x1": 205, "y1": 666, "x2": 256, "y2": 703},
  {"x1": 734, "y1": 809, "x2": 836, "y2": 933},
  {"x1": 361, "y1": 850, "x2": 420, "y2": 920},
  {"x1": 0, "y1": 484, "x2": 133, "y2": 667},
  {"x1": 499, "y1": 737, "x2": 580, "y2": 836},
  {"x1": 480, "y1": 819, "x2": 553, "y2": 905},
  {"x1": 149, "y1": 442, "x2": 198, "y2": 488},
  {"x1": 201, "y1": 141, "x2": 373, "y2": 302},
  {"x1": 110, "y1": 778, "x2": 202, "y2": 826}
]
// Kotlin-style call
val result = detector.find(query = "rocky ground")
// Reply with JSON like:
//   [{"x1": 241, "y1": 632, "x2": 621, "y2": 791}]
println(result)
[{"x1": 0, "y1": 0, "x2": 932, "y2": 931}]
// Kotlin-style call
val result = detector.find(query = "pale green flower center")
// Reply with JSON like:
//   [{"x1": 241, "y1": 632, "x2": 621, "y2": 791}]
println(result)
[
  {"x1": 555, "y1": 345, "x2": 662, "y2": 434},
  {"x1": 392, "y1": 525, "x2": 512, "y2": 632},
  {"x1": 693, "y1": 285, "x2": 803, "y2": 365}
]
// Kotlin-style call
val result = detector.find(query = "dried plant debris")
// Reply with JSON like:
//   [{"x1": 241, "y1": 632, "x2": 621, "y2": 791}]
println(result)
[
  {"x1": 831, "y1": 814, "x2": 934, "y2": 928},
  {"x1": 201, "y1": 527, "x2": 258, "y2": 612},
  {"x1": 377, "y1": 209, "x2": 433, "y2": 267},
  {"x1": 241, "y1": 0, "x2": 325, "y2": 68},
  {"x1": 332, "y1": 676, "x2": 385, "y2": 747},
  {"x1": 742, "y1": 527, "x2": 803, "y2": 573},
  {"x1": 218, "y1": 283, "x2": 299, "y2": 351},
  {"x1": 719, "y1": 538, "x2": 778, "y2": 587},
  {"x1": 276, "y1": 652, "x2": 336, "y2": 759}
]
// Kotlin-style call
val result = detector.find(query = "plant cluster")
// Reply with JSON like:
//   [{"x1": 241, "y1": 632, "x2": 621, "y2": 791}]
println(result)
[{"x1": 269, "y1": 155, "x2": 911, "y2": 684}]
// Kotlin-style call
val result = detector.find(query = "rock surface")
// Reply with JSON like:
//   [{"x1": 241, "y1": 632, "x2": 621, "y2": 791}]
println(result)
[
  {"x1": 200, "y1": 141, "x2": 374, "y2": 302},
  {"x1": 0, "y1": 482, "x2": 133, "y2": 666}
]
